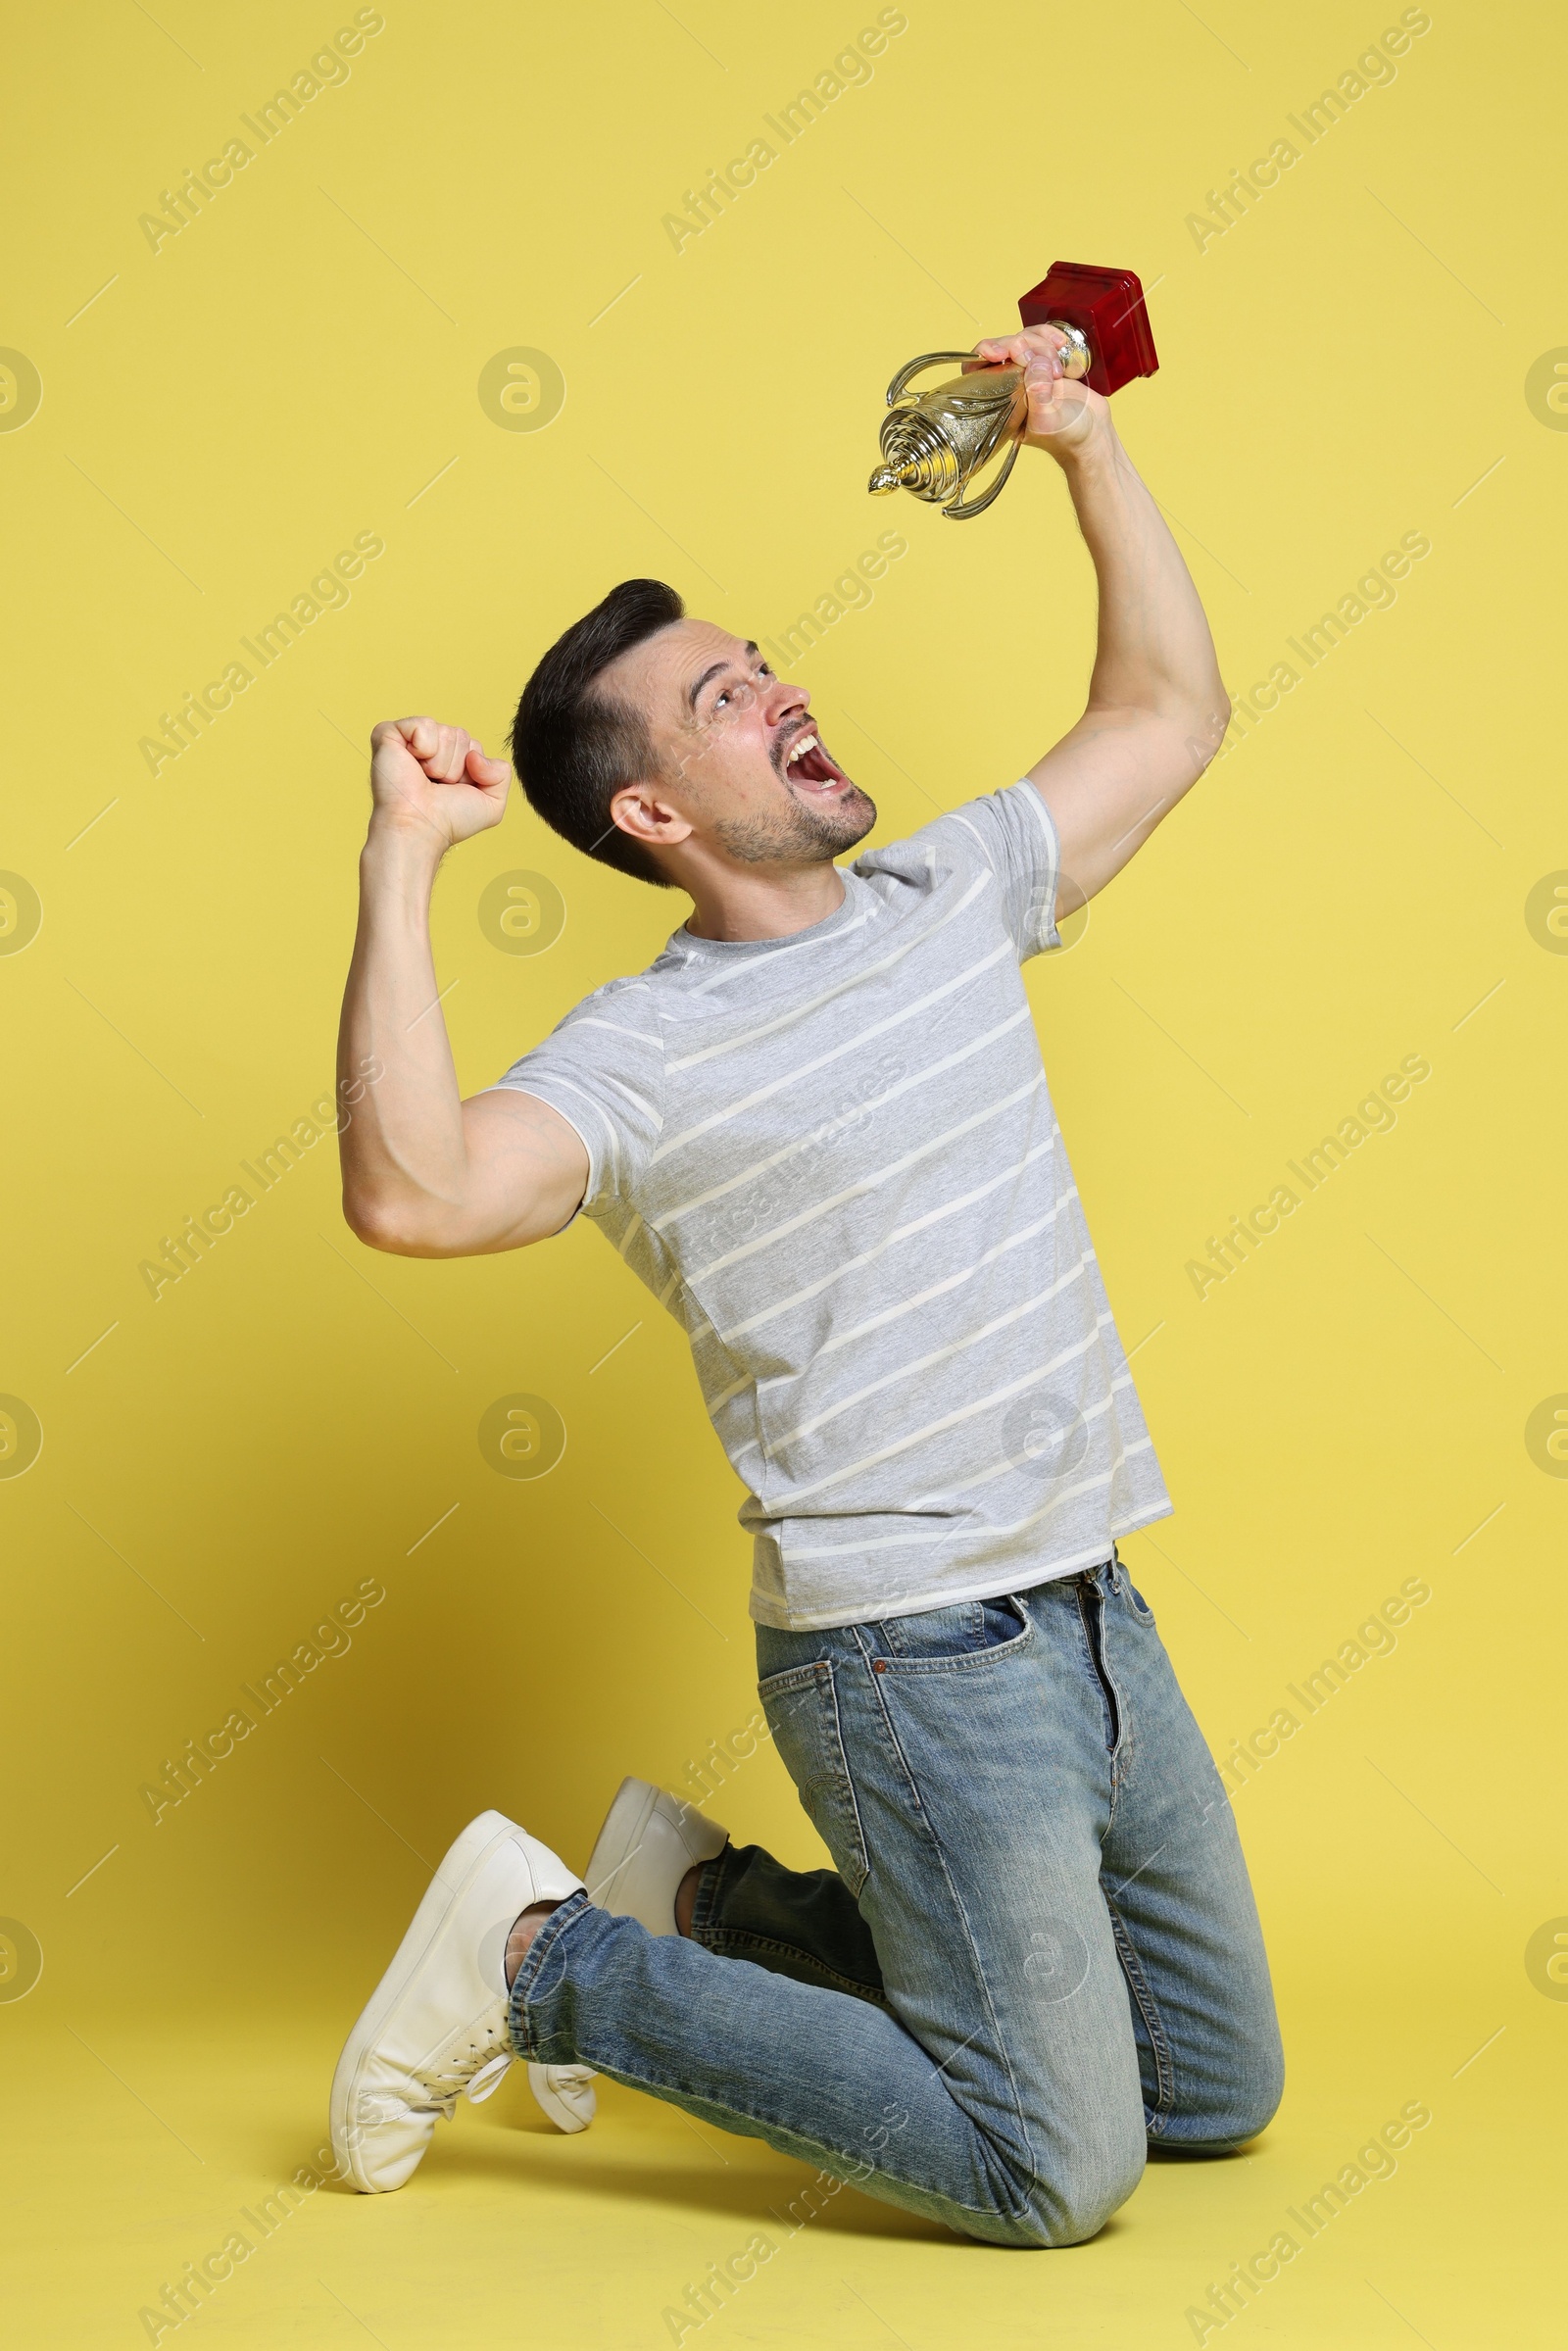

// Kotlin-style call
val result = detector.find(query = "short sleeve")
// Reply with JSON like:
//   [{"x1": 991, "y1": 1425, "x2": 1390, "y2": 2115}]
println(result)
[
  {"x1": 485, "y1": 979, "x2": 664, "y2": 1218},
  {"x1": 863, "y1": 782, "x2": 1062, "y2": 961}
]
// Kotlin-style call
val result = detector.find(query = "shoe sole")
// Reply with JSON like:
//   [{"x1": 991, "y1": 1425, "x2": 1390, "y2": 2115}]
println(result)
[{"x1": 329, "y1": 1808, "x2": 525, "y2": 2192}]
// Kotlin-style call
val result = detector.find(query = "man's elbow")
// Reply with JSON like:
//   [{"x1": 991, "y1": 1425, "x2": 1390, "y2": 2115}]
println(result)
[
  {"x1": 342, "y1": 1188, "x2": 436, "y2": 1256},
  {"x1": 1182, "y1": 690, "x2": 1232, "y2": 780}
]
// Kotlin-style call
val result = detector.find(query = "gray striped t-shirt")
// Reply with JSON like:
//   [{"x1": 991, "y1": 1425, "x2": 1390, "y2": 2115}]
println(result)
[{"x1": 493, "y1": 782, "x2": 1171, "y2": 1630}]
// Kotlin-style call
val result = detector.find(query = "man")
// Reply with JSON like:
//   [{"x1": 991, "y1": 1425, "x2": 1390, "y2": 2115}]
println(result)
[{"x1": 328, "y1": 324, "x2": 1283, "y2": 2245}]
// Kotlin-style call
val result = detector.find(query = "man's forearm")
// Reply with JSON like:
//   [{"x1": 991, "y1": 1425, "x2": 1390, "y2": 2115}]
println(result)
[
  {"x1": 1058, "y1": 426, "x2": 1225, "y2": 722},
  {"x1": 1015, "y1": 376, "x2": 1230, "y2": 904},
  {"x1": 337, "y1": 825, "x2": 469, "y2": 1244}
]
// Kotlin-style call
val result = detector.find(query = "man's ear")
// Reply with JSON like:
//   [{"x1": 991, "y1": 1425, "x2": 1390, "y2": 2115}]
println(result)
[{"x1": 608, "y1": 780, "x2": 695, "y2": 853}]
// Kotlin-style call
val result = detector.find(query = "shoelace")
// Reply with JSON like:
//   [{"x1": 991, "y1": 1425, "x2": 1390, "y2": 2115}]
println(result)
[
  {"x1": 408, "y1": 2023, "x2": 601, "y2": 2120},
  {"x1": 465, "y1": 2054, "x2": 513, "y2": 2105},
  {"x1": 418, "y1": 2020, "x2": 514, "y2": 2115},
  {"x1": 435, "y1": 2054, "x2": 599, "y2": 2110}
]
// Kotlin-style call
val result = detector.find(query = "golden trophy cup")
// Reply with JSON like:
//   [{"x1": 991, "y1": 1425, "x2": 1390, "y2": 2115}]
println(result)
[{"x1": 868, "y1": 262, "x2": 1158, "y2": 520}]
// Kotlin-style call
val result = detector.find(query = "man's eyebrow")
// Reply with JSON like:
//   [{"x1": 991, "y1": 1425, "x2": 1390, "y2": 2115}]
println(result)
[{"x1": 686, "y1": 642, "x2": 761, "y2": 711}]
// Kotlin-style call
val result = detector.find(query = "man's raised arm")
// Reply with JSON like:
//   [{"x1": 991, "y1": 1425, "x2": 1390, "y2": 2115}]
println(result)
[
  {"x1": 336, "y1": 716, "x2": 588, "y2": 1257},
  {"x1": 971, "y1": 328, "x2": 1231, "y2": 917}
]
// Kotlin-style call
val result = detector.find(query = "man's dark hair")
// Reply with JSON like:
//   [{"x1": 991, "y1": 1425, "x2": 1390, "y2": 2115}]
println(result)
[{"x1": 511, "y1": 577, "x2": 684, "y2": 888}]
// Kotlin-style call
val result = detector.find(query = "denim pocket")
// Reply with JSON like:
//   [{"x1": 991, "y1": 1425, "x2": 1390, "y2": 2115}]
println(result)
[
  {"x1": 757, "y1": 1659, "x2": 869, "y2": 1897},
  {"x1": 874, "y1": 1591, "x2": 1033, "y2": 1674},
  {"x1": 1121, "y1": 1575, "x2": 1156, "y2": 1628}
]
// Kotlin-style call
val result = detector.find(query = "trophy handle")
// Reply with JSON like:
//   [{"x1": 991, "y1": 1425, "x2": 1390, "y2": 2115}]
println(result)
[
  {"x1": 942, "y1": 437, "x2": 1021, "y2": 521},
  {"x1": 884, "y1": 350, "x2": 994, "y2": 406}
]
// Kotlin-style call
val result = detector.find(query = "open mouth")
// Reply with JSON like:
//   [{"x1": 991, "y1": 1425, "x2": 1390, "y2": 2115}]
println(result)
[{"x1": 778, "y1": 727, "x2": 852, "y2": 795}]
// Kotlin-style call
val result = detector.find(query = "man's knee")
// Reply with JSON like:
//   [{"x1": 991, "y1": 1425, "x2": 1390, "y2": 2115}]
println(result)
[
  {"x1": 1167, "y1": 2032, "x2": 1286, "y2": 2154},
  {"x1": 1234, "y1": 2049, "x2": 1285, "y2": 2144},
  {"x1": 1203, "y1": 2067, "x2": 1284, "y2": 2151},
  {"x1": 1218, "y1": 2017, "x2": 1286, "y2": 2145},
  {"x1": 1039, "y1": 2141, "x2": 1147, "y2": 2245},
  {"x1": 989, "y1": 2132, "x2": 1147, "y2": 2249}
]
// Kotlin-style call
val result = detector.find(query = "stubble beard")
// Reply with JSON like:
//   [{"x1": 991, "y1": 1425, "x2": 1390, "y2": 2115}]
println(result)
[{"x1": 711, "y1": 781, "x2": 877, "y2": 868}]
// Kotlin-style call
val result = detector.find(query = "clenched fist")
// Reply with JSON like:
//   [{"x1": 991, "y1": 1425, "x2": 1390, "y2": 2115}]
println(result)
[
  {"x1": 368, "y1": 716, "x2": 512, "y2": 853},
  {"x1": 966, "y1": 326, "x2": 1108, "y2": 460}
]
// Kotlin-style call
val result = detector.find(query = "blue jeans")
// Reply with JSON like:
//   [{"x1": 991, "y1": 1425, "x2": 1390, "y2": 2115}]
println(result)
[{"x1": 509, "y1": 1558, "x2": 1283, "y2": 2246}]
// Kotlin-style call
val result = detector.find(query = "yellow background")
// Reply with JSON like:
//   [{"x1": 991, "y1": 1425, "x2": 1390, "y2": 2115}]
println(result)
[{"x1": 3, "y1": 0, "x2": 1563, "y2": 2342}]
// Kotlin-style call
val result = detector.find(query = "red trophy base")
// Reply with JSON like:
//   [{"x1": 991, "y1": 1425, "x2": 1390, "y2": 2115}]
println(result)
[{"x1": 1017, "y1": 263, "x2": 1158, "y2": 397}]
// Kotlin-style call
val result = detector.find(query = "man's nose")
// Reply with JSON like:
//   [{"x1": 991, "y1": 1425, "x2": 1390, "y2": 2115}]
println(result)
[{"x1": 764, "y1": 675, "x2": 808, "y2": 722}]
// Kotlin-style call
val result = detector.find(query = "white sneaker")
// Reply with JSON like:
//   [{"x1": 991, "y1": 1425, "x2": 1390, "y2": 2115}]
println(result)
[
  {"x1": 329, "y1": 1808, "x2": 582, "y2": 2192},
  {"x1": 523, "y1": 1781, "x2": 730, "y2": 2135},
  {"x1": 586, "y1": 1777, "x2": 729, "y2": 1935}
]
